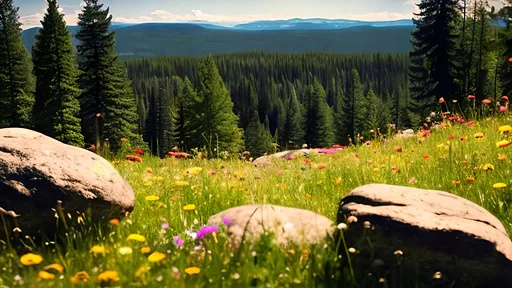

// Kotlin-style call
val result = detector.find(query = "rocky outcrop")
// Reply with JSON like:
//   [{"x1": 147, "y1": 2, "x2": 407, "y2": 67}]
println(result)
[
  {"x1": 207, "y1": 204, "x2": 335, "y2": 248},
  {"x1": 337, "y1": 184, "x2": 512, "y2": 287},
  {"x1": 0, "y1": 128, "x2": 135, "y2": 238}
]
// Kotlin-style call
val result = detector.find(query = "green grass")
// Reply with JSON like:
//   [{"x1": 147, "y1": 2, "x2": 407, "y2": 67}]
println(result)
[{"x1": 0, "y1": 115, "x2": 511, "y2": 287}]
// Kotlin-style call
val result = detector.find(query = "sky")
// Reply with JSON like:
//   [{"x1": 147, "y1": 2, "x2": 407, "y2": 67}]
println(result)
[{"x1": 15, "y1": 0, "x2": 505, "y2": 30}]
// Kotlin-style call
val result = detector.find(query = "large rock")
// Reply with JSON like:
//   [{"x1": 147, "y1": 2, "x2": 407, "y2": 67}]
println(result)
[
  {"x1": 337, "y1": 184, "x2": 512, "y2": 287},
  {"x1": 208, "y1": 204, "x2": 334, "y2": 248},
  {"x1": 253, "y1": 149, "x2": 310, "y2": 167},
  {"x1": 0, "y1": 128, "x2": 135, "y2": 237}
]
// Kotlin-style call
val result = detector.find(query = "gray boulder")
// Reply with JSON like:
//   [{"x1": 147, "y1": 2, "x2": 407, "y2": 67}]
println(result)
[
  {"x1": 0, "y1": 128, "x2": 135, "y2": 237},
  {"x1": 337, "y1": 184, "x2": 512, "y2": 287}
]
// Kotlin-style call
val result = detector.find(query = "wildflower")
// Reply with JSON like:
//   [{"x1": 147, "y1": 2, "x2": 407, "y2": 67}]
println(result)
[
  {"x1": 364, "y1": 221, "x2": 371, "y2": 229},
  {"x1": 141, "y1": 247, "x2": 151, "y2": 254},
  {"x1": 118, "y1": 247, "x2": 133, "y2": 255},
  {"x1": 120, "y1": 137, "x2": 128, "y2": 142},
  {"x1": 468, "y1": 95, "x2": 475, "y2": 100},
  {"x1": 208, "y1": 169, "x2": 217, "y2": 176},
  {"x1": 135, "y1": 265, "x2": 151, "y2": 278},
  {"x1": 391, "y1": 167, "x2": 400, "y2": 174},
  {"x1": 183, "y1": 204, "x2": 196, "y2": 211},
  {"x1": 347, "y1": 216, "x2": 358, "y2": 223},
  {"x1": 498, "y1": 154, "x2": 507, "y2": 161},
  {"x1": 173, "y1": 236, "x2": 184, "y2": 247},
  {"x1": 145, "y1": 195, "x2": 159, "y2": 201},
  {"x1": 409, "y1": 177, "x2": 417, "y2": 184},
  {"x1": 185, "y1": 167, "x2": 203, "y2": 177},
  {"x1": 185, "y1": 267, "x2": 201, "y2": 275},
  {"x1": 44, "y1": 263, "x2": 64, "y2": 274},
  {"x1": 503, "y1": 95, "x2": 509, "y2": 101},
  {"x1": 242, "y1": 151, "x2": 251, "y2": 157},
  {"x1": 467, "y1": 120, "x2": 475, "y2": 128},
  {"x1": 394, "y1": 146, "x2": 402, "y2": 152},
  {"x1": 482, "y1": 99, "x2": 492, "y2": 104},
  {"x1": 148, "y1": 251, "x2": 166, "y2": 263},
  {"x1": 452, "y1": 180, "x2": 461, "y2": 185},
  {"x1": 422, "y1": 130, "x2": 431, "y2": 137},
  {"x1": 497, "y1": 140, "x2": 511, "y2": 148},
  {"x1": 423, "y1": 154, "x2": 430, "y2": 159},
  {"x1": 145, "y1": 167, "x2": 153, "y2": 173},
  {"x1": 493, "y1": 183, "x2": 507, "y2": 189},
  {"x1": 439, "y1": 97, "x2": 445, "y2": 104},
  {"x1": 449, "y1": 134, "x2": 455, "y2": 140},
  {"x1": 96, "y1": 113, "x2": 102, "y2": 117},
  {"x1": 500, "y1": 106, "x2": 507, "y2": 113},
  {"x1": 109, "y1": 218, "x2": 120, "y2": 225},
  {"x1": 473, "y1": 132, "x2": 484, "y2": 139},
  {"x1": 175, "y1": 180, "x2": 190, "y2": 187},
  {"x1": 499, "y1": 125, "x2": 512, "y2": 134},
  {"x1": 134, "y1": 148, "x2": 144, "y2": 156},
  {"x1": 452, "y1": 99, "x2": 457, "y2": 103},
  {"x1": 127, "y1": 234, "x2": 146, "y2": 242},
  {"x1": 168, "y1": 152, "x2": 190, "y2": 158},
  {"x1": 483, "y1": 164, "x2": 495, "y2": 171},
  {"x1": 97, "y1": 271, "x2": 120, "y2": 283},
  {"x1": 90, "y1": 245, "x2": 107, "y2": 255},
  {"x1": 337, "y1": 223, "x2": 348, "y2": 230},
  {"x1": 197, "y1": 226, "x2": 219, "y2": 239},
  {"x1": 125, "y1": 155, "x2": 142, "y2": 163},
  {"x1": 161, "y1": 223, "x2": 169, "y2": 229},
  {"x1": 466, "y1": 177, "x2": 475, "y2": 183},
  {"x1": 222, "y1": 217, "x2": 231, "y2": 226},
  {"x1": 305, "y1": 193, "x2": 312, "y2": 199},
  {"x1": 334, "y1": 177, "x2": 342, "y2": 186},
  {"x1": 71, "y1": 271, "x2": 90, "y2": 284},
  {"x1": 315, "y1": 163, "x2": 326, "y2": 169},
  {"x1": 38, "y1": 271, "x2": 55, "y2": 280},
  {"x1": 348, "y1": 248, "x2": 356, "y2": 253}
]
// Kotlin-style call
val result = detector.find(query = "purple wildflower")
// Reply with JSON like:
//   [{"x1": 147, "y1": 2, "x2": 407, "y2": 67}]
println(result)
[
  {"x1": 196, "y1": 225, "x2": 218, "y2": 239},
  {"x1": 173, "y1": 236, "x2": 184, "y2": 247},
  {"x1": 221, "y1": 217, "x2": 231, "y2": 227},
  {"x1": 161, "y1": 223, "x2": 169, "y2": 229}
]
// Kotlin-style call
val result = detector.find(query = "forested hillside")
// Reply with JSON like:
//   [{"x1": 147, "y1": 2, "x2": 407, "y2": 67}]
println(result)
[{"x1": 126, "y1": 53, "x2": 411, "y2": 156}]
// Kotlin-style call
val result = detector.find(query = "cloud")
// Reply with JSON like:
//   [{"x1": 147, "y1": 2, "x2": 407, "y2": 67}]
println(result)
[
  {"x1": 344, "y1": 11, "x2": 412, "y2": 21},
  {"x1": 403, "y1": 0, "x2": 421, "y2": 18},
  {"x1": 192, "y1": 10, "x2": 203, "y2": 16}
]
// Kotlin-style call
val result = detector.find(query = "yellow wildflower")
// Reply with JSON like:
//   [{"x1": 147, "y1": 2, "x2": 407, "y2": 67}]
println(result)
[
  {"x1": 89, "y1": 245, "x2": 107, "y2": 255},
  {"x1": 71, "y1": 271, "x2": 90, "y2": 284},
  {"x1": 109, "y1": 218, "x2": 120, "y2": 225},
  {"x1": 135, "y1": 265, "x2": 151, "y2": 278},
  {"x1": 497, "y1": 140, "x2": 511, "y2": 148},
  {"x1": 38, "y1": 271, "x2": 55, "y2": 280},
  {"x1": 151, "y1": 176, "x2": 164, "y2": 181},
  {"x1": 127, "y1": 234, "x2": 146, "y2": 242},
  {"x1": 44, "y1": 263, "x2": 64, "y2": 273},
  {"x1": 499, "y1": 125, "x2": 512, "y2": 134},
  {"x1": 473, "y1": 132, "x2": 484, "y2": 139},
  {"x1": 145, "y1": 195, "x2": 159, "y2": 201},
  {"x1": 175, "y1": 180, "x2": 190, "y2": 187},
  {"x1": 143, "y1": 181, "x2": 153, "y2": 187},
  {"x1": 482, "y1": 164, "x2": 495, "y2": 171},
  {"x1": 498, "y1": 154, "x2": 507, "y2": 161},
  {"x1": 334, "y1": 177, "x2": 342, "y2": 186},
  {"x1": 183, "y1": 204, "x2": 196, "y2": 211},
  {"x1": 185, "y1": 167, "x2": 203, "y2": 177},
  {"x1": 141, "y1": 246, "x2": 151, "y2": 254},
  {"x1": 97, "y1": 270, "x2": 120, "y2": 283},
  {"x1": 20, "y1": 253, "x2": 43, "y2": 266},
  {"x1": 148, "y1": 251, "x2": 166, "y2": 263},
  {"x1": 184, "y1": 267, "x2": 201, "y2": 275},
  {"x1": 493, "y1": 183, "x2": 507, "y2": 189},
  {"x1": 118, "y1": 247, "x2": 133, "y2": 255}
]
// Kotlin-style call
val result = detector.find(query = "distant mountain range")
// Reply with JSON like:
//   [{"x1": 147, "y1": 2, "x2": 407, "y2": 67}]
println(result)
[{"x1": 22, "y1": 19, "x2": 416, "y2": 57}]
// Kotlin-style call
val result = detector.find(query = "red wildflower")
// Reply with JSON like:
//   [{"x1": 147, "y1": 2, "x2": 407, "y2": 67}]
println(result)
[
  {"x1": 502, "y1": 96, "x2": 509, "y2": 101},
  {"x1": 449, "y1": 116, "x2": 456, "y2": 121},
  {"x1": 354, "y1": 153, "x2": 359, "y2": 158},
  {"x1": 467, "y1": 95, "x2": 476, "y2": 100},
  {"x1": 482, "y1": 99, "x2": 492, "y2": 105},
  {"x1": 500, "y1": 106, "x2": 507, "y2": 113},
  {"x1": 168, "y1": 152, "x2": 190, "y2": 158},
  {"x1": 422, "y1": 130, "x2": 431, "y2": 137},
  {"x1": 304, "y1": 159, "x2": 311, "y2": 166},
  {"x1": 457, "y1": 118, "x2": 465, "y2": 124},
  {"x1": 439, "y1": 97, "x2": 445, "y2": 104},
  {"x1": 467, "y1": 120, "x2": 475, "y2": 128},
  {"x1": 372, "y1": 150, "x2": 377, "y2": 154},
  {"x1": 125, "y1": 155, "x2": 143, "y2": 163},
  {"x1": 96, "y1": 113, "x2": 102, "y2": 117},
  {"x1": 423, "y1": 154, "x2": 430, "y2": 159},
  {"x1": 394, "y1": 146, "x2": 403, "y2": 152},
  {"x1": 449, "y1": 134, "x2": 455, "y2": 139},
  {"x1": 316, "y1": 164, "x2": 326, "y2": 169},
  {"x1": 134, "y1": 148, "x2": 144, "y2": 156},
  {"x1": 242, "y1": 151, "x2": 251, "y2": 157},
  {"x1": 332, "y1": 144, "x2": 344, "y2": 149},
  {"x1": 391, "y1": 167, "x2": 400, "y2": 174}
]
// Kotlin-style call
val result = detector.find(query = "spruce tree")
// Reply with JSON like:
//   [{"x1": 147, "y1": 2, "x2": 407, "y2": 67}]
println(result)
[
  {"x1": 304, "y1": 79, "x2": 334, "y2": 148},
  {"x1": 245, "y1": 110, "x2": 274, "y2": 157},
  {"x1": 32, "y1": 0, "x2": 84, "y2": 146},
  {"x1": 0, "y1": 0, "x2": 35, "y2": 128},
  {"x1": 502, "y1": 1, "x2": 512, "y2": 95},
  {"x1": 281, "y1": 86, "x2": 305, "y2": 149},
  {"x1": 76, "y1": 0, "x2": 144, "y2": 151},
  {"x1": 365, "y1": 88, "x2": 379, "y2": 136},
  {"x1": 409, "y1": 0, "x2": 461, "y2": 113},
  {"x1": 184, "y1": 56, "x2": 243, "y2": 156}
]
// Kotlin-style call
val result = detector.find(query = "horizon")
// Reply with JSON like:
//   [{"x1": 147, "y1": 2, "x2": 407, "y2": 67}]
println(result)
[{"x1": 16, "y1": 0, "x2": 428, "y2": 30}]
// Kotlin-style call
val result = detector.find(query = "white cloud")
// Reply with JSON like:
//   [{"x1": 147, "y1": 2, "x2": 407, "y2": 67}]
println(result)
[
  {"x1": 345, "y1": 11, "x2": 412, "y2": 21},
  {"x1": 192, "y1": 10, "x2": 203, "y2": 16},
  {"x1": 403, "y1": 0, "x2": 421, "y2": 18}
]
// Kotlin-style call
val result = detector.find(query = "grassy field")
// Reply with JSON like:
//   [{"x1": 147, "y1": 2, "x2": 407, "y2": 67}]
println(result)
[{"x1": 0, "y1": 112, "x2": 511, "y2": 287}]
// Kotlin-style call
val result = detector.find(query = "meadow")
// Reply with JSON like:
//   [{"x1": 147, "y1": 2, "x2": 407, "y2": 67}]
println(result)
[{"x1": 0, "y1": 111, "x2": 511, "y2": 287}]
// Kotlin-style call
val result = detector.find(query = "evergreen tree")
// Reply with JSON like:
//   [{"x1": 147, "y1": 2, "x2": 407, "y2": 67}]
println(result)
[
  {"x1": 502, "y1": 1, "x2": 512, "y2": 95},
  {"x1": 76, "y1": 0, "x2": 144, "y2": 151},
  {"x1": 245, "y1": 111, "x2": 273, "y2": 157},
  {"x1": 348, "y1": 69, "x2": 367, "y2": 141},
  {"x1": 365, "y1": 88, "x2": 379, "y2": 136},
  {"x1": 184, "y1": 56, "x2": 243, "y2": 156},
  {"x1": 32, "y1": 0, "x2": 84, "y2": 146},
  {"x1": 0, "y1": 0, "x2": 35, "y2": 128},
  {"x1": 281, "y1": 86, "x2": 305, "y2": 149},
  {"x1": 304, "y1": 79, "x2": 334, "y2": 148},
  {"x1": 409, "y1": 0, "x2": 461, "y2": 113}
]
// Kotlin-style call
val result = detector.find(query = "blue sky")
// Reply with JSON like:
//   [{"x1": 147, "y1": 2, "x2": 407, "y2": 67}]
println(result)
[{"x1": 15, "y1": 0, "x2": 504, "y2": 29}]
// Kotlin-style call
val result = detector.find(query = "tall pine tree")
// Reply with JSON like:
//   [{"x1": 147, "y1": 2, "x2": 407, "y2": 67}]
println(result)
[
  {"x1": 0, "y1": 0, "x2": 35, "y2": 128},
  {"x1": 183, "y1": 56, "x2": 243, "y2": 156},
  {"x1": 280, "y1": 86, "x2": 305, "y2": 149},
  {"x1": 409, "y1": 0, "x2": 461, "y2": 113},
  {"x1": 32, "y1": 0, "x2": 84, "y2": 146},
  {"x1": 304, "y1": 79, "x2": 334, "y2": 148},
  {"x1": 76, "y1": 0, "x2": 144, "y2": 151}
]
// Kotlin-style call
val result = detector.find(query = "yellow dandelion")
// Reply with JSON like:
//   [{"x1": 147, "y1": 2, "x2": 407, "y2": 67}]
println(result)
[
  {"x1": 184, "y1": 267, "x2": 201, "y2": 275},
  {"x1": 493, "y1": 183, "x2": 507, "y2": 189},
  {"x1": 148, "y1": 251, "x2": 166, "y2": 263},
  {"x1": 497, "y1": 140, "x2": 511, "y2": 148},
  {"x1": 473, "y1": 132, "x2": 484, "y2": 139},
  {"x1": 44, "y1": 263, "x2": 64, "y2": 273},
  {"x1": 483, "y1": 164, "x2": 495, "y2": 171},
  {"x1": 71, "y1": 271, "x2": 90, "y2": 284},
  {"x1": 145, "y1": 195, "x2": 159, "y2": 201},
  {"x1": 97, "y1": 270, "x2": 120, "y2": 283},
  {"x1": 127, "y1": 234, "x2": 146, "y2": 242},
  {"x1": 183, "y1": 204, "x2": 196, "y2": 211},
  {"x1": 334, "y1": 177, "x2": 342, "y2": 186},
  {"x1": 140, "y1": 246, "x2": 151, "y2": 254},
  {"x1": 89, "y1": 245, "x2": 107, "y2": 255},
  {"x1": 499, "y1": 125, "x2": 512, "y2": 134},
  {"x1": 175, "y1": 180, "x2": 190, "y2": 187},
  {"x1": 20, "y1": 253, "x2": 43, "y2": 266},
  {"x1": 118, "y1": 247, "x2": 133, "y2": 255},
  {"x1": 38, "y1": 271, "x2": 55, "y2": 280}
]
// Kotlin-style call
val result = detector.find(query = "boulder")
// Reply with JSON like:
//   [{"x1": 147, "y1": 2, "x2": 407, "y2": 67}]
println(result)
[
  {"x1": 396, "y1": 129, "x2": 415, "y2": 138},
  {"x1": 207, "y1": 204, "x2": 335, "y2": 248},
  {"x1": 253, "y1": 149, "x2": 310, "y2": 167},
  {"x1": 0, "y1": 128, "x2": 135, "y2": 237},
  {"x1": 337, "y1": 184, "x2": 512, "y2": 287}
]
